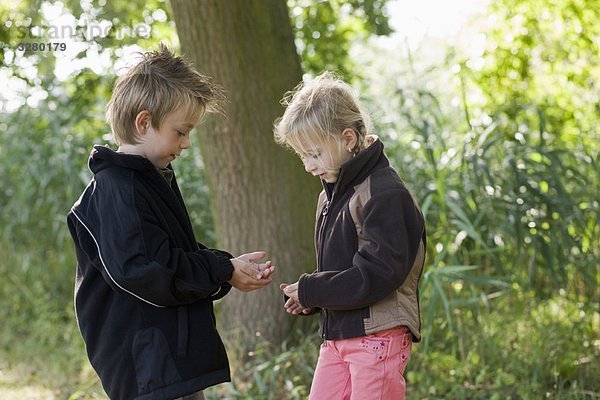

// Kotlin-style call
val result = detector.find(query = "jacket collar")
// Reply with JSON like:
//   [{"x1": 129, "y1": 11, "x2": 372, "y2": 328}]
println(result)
[
  {"x1": 88, "y1": 144, "x2": 172, "y2": 176},
  {"x1": 323, "y1": 136, "x2": 387, "y2": 199}
]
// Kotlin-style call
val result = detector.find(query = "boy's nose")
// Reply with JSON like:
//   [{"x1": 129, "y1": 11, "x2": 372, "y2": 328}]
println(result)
[{"x1": 180, "y1": 136, "x2": 191, "y2": 149}]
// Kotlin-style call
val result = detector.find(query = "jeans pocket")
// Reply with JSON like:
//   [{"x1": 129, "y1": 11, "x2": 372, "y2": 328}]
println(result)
[
  {"x1": 398, "y1": 332, "x2": 413, "y2": 370},
  {"x1": 359, "y1": 336, "x2": 391, "y2": 361}
]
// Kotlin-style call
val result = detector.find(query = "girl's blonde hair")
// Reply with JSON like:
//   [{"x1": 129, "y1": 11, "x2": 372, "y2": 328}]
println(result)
[
  {"x1": 273, "y1": 71, "x2": 371, "y2": 156},
  {"x1": 106, "y1": 43, "x2": 224, "y2": 145}
]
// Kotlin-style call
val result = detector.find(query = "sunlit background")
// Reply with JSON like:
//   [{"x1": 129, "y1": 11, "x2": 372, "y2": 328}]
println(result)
[{"x1": 1, "y1": 0, "x2": 491, "y2": 110}]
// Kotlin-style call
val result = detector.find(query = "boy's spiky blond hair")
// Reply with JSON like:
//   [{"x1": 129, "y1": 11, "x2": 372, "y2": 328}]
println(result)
[{"x1": 106, "y1": 43, "x2": 224, "y2": 145}]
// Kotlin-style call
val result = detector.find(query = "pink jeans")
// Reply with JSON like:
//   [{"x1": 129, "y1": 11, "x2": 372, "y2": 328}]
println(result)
[{"x1": 309, "y1": 327, "x2": 412, "y2": 400}]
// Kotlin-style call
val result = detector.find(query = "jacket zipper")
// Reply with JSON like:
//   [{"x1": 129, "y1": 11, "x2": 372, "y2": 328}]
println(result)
[{"x1": 317, "y1": 198, "x2": 331, "y2": 339}]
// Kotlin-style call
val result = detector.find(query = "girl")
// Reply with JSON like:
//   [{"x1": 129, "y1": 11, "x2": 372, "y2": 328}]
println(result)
[{"x1": 274, "y1": 72, "x2": 426, "y2": 400}]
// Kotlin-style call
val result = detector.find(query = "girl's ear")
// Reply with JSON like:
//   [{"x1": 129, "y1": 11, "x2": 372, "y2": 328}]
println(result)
[
  {"x1": 342, "y1": 128, "x2": 358, "y2": 152},
  {"x1": 134, "y1": 110, "x2": 151, "y2": 135}
]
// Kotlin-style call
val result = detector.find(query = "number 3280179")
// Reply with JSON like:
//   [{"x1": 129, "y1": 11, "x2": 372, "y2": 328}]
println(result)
[{"x1": 17, "y1": 42, "x2": 67, "y2": 52}]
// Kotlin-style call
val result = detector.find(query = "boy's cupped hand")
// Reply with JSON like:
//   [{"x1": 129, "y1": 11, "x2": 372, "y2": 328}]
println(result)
[{"x1": 229, "y1": 251, "x2": 275, "y2": 292}]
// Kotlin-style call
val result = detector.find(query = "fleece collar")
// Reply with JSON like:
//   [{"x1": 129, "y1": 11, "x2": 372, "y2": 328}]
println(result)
[{"x1": 323, "y1": 136, "x2": 388, "y2": 200}]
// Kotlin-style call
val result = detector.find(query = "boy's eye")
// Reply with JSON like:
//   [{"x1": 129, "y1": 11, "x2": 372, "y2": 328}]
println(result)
[{"x1": 177, "y1": 130, "x2": 187, "y2": 137}]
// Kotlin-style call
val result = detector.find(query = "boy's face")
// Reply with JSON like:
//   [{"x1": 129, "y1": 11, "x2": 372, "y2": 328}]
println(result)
[{"x1": 137, "y1": 108, "x2": 199, "y2": 169}]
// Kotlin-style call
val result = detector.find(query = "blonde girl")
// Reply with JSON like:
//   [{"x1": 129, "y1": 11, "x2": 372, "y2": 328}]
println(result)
[{"x1": 275, "y1": 72, "x2": 426, "y2": 400}]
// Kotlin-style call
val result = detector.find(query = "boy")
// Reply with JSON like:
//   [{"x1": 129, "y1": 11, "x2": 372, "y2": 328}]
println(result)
[{"x1": 67, "y1": 44, "x2": 274, "y2": 400}]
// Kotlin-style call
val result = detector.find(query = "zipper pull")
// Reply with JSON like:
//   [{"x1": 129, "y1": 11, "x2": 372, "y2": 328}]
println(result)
[{"x1": 322, "y1": 201, "x2": 330, "y2": 216}]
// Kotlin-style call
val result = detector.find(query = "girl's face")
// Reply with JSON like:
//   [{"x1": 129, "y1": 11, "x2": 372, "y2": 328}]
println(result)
[{"x1": 297, "y1": 138, "x2": 352, "y2": 183}]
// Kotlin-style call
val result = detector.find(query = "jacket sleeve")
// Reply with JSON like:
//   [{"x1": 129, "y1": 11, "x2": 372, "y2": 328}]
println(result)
[
  {"x1": 298, "y1": 188, "x2": 425, "y2": 310},
  {"x1": 71, "y1": 186, "x2": 234, "y2": 307},
  {"x1": 198, "y1": 243, "x2": 234, "y2": 300},
  {"x1": 282, "y1": 268, "x2": 320, "y2": 316}
]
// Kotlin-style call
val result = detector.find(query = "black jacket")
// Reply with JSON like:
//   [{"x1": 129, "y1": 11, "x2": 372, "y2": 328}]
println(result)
[
  {"x1": 298, "y1": 138, "x2": 426, "y2": 341},
  {"x1": 67, "y1": 145, "x2": 234, "y2": 400}
]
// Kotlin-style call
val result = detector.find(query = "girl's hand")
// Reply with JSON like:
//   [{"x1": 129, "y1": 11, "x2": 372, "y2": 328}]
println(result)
[
  {"x1": 280, "y1": 281, "x2": 299, "y2": 302},
  {"x1": 280, "y1": 282, "x2": 312, "y2": 314}
]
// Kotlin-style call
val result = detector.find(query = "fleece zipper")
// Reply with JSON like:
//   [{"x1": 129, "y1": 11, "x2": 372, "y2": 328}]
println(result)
[
  {"x1": 316, "y1": 199, "x2": 330, "y2": 339},
  {"x1": 317, "y1": 175, "x2": 341, "y2": 340}
]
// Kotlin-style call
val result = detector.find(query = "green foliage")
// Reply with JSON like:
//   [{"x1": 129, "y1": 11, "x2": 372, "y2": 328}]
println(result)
[
  {"x1": 0, "y1": 240, "x2": 98, "y2": 398},
  {"x1": 175, "y1": 142, "x2": 217, "y2": 247},
  {"x1": 0, "y1": 77, "x2": 111, "y2": 398},
  {"x1": 407, "y1": 292, "x2": 599, "y2": 399},
  {"x1": 465, "y1": 0, "x2": 599, "y2": 151},
  {"x1": 0, "y1": 91, "x2": 103, "y2": 247},
  {"x1": 450, "y1": 0, "x2": 599, "y2": 298},
  {"x1": 0, "y1": 0, "x2": 177, "y2": 52},
  {"x1": 0, "y1": 0, "x2": 177, "y2": 119},
  {"x1": 288, "y1": 0, "x2": 392, "y2": 78}
]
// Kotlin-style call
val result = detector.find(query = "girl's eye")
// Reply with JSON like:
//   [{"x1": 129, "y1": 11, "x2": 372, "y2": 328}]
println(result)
[
  {"x1": 177, "y1": 130, "x2": 186, "y2": 137},
  {"x1": 298, "y1": 152, "x2": 320, "y2": 160}
]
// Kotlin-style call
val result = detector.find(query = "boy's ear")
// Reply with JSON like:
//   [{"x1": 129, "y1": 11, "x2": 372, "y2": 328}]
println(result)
[
  {"x1": 342, "y1": 128, "x2": 358, "y2": 151},
  {"x1": 134, "y1": 110, "x2": 152, "y2": 135}
]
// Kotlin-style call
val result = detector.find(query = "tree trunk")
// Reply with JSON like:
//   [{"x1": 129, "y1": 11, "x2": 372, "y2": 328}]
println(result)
[{"x1": 169, "y1": 0, "x2": 319, "y2": 348}]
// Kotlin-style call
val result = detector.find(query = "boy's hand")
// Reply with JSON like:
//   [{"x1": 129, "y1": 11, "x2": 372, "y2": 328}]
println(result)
[
  {"x1": 235, "y1": 251, "x2": 275, "y2": 279},
  {"x1": 229, "y1": 251, "x2": 275, "y2": 292},
  {"x1": 280, "y1": 282, "x2": 312, "y2": 315}
]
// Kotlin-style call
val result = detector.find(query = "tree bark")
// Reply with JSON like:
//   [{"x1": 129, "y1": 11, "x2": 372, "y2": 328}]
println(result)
[{"x1": 169, "y1": 0, "x2": 319, "y2": 347}]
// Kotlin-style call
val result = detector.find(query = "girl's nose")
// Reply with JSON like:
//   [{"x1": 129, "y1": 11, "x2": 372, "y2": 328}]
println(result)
[{"x1": 303, "y1": 158, "x2": 315, "y2": 173}]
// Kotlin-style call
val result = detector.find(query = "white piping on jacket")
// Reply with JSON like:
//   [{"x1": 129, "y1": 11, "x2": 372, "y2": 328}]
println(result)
[{"x1": 71, "y1": 208, "x2": 166, "y2": 308}]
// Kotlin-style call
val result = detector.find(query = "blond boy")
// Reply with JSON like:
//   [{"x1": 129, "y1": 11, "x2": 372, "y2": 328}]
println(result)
[{"x1": 67, "y1": 44, "x2": 274, "y2": 400}]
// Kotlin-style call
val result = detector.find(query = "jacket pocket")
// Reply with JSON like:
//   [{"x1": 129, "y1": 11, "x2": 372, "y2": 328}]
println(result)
[{"x1": 132, "y1": 327, "x2": 182, "y2": 394}]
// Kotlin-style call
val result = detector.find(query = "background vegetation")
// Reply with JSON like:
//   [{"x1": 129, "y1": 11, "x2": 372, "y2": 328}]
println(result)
[{"x1": 0, "y1": 0, "x2": 598, "y2": 399}]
